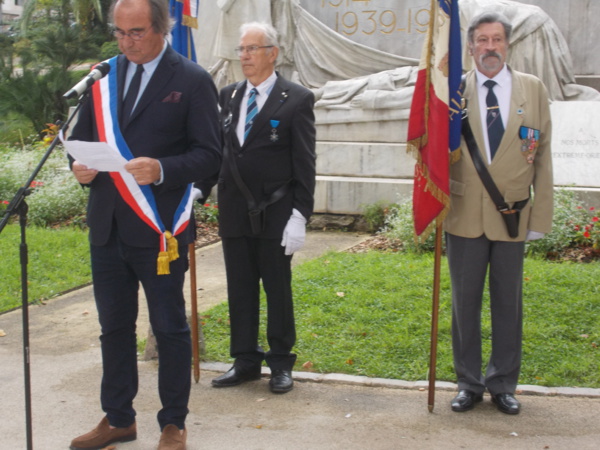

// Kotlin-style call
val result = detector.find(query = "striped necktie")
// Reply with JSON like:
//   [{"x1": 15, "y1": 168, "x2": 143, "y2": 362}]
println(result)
[
  {"x1": 244, "y1": 88, "x2": 258, "y2": 140},
  {"x1": 484, "y1": 79, "x2": 504, "y2": 159}
]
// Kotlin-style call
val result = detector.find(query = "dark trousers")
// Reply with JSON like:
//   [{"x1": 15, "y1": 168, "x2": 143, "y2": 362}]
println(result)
[
  {"x1": 222, "y1": 237, "x2": 296, "y2": 371},
  {"x1": 90, "y1": 229, "x2": 191, "y2": 430},
  {"x1": 446, "y1": 233, "x2": 525, "y2": 396}
]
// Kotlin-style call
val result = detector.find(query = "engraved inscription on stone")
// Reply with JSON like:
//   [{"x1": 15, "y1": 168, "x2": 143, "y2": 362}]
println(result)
[
  {"x1": 299, "y1": 0, "x2": 430, "y2": 59},
  {"x1": 550, "y1": 102, "x2": 600, "y2": 188}
]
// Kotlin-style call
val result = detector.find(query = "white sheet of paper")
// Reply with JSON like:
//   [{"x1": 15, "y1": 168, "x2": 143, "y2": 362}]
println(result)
[{"x1": 62, "y1": 139, "x2": 128, "y2": 172}]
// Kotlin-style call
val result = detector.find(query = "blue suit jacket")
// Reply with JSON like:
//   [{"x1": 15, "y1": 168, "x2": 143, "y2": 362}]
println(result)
[{"x1": 70, "y1": 46, "x2": 222, "y2": 248}]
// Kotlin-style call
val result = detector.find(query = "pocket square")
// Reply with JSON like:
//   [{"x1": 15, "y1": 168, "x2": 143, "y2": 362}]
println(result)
[{"x1": 162, "y1": 91, "x2": 182, "y2": 103}]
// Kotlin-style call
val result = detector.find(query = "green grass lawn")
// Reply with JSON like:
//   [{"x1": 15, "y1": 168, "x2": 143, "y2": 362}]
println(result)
[
  {"x1": 0, "y1": 224, "x2": 91, "y2": 312},
  {"x1": 1, "y1": 225, "x2": 598, "y2": 389},
  {"x1": 201, "y1": 251, "x2": 600, "y2": 388}
]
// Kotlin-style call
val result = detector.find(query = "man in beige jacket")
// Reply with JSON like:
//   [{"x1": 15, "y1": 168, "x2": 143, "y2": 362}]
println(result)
[{"x1": 444, "y1": 10, "x2": 553, "y2": 415}]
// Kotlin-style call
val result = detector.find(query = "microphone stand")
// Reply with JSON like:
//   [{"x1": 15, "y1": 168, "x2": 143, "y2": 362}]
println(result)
[{"x1": 0, "y1": 92, "x2": 88, "y2": 450}]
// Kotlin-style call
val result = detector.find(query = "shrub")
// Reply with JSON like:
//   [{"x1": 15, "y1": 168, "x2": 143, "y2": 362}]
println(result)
[
  {"x1": 380, "y1": 189, "x2": 598, "y2": 258},
  {"x1": 359, "y1": 200, "x2": 398, "y2": 232},
  {"x1": 573, "y1": 207, "x2": 599, "y2": 249},
  {"x1": 100, "y1": 41, "x2": 120, "y2": 61},
  {"x1": 0, "y1": 112, "x2": 37, "y2": 146},
  {"x1": 526, "y1": 189, "x2": 594, "y2": 257},
  {"x1": 381, "y1": 201, "x2": 437, "y2": 253},
  {"x1": 0, "y1": 144, "x2": 88, "y2": 227},
  {"x1": 194, "y1": 201, "x2": 219, "y2": 225}
]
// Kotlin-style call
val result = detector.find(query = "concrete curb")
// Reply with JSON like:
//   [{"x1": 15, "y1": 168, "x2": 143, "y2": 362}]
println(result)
[{"x1": 201, "y1": 361, "x2": 600, "y2": 399}]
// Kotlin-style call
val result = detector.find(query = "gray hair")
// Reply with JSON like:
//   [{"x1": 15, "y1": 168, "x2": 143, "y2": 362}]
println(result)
[
  {"x1": 110, "y1": 0, "x2": 175, "y2": 36},
  {"x1": 467, "y1": 11, "x2": 512, "y2": 44},
  {"x1": 240, "y1": 22, "x2": 279, "y2": 51}
]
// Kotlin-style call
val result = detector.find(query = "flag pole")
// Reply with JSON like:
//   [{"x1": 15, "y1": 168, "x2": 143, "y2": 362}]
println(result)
[
  {"x1": 189, "y1": 242, "x2": 200, "y2": 382},
  {"x1": 428, "y1": 222, "x2": 443, "y2": 412}
]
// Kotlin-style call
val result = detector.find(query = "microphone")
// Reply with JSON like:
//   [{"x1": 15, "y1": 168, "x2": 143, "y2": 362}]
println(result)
[{"x1": 63, "y1": 62, "x2": 111, "y2": 99}]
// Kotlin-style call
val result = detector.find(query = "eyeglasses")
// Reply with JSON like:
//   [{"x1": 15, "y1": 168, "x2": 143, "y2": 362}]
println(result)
[
  {"x1": 112, "y1": 28, "x2": 148, "y2": 41},
  {"x1": 234, "y1": 45, "x2": 274, "y2": 56}
]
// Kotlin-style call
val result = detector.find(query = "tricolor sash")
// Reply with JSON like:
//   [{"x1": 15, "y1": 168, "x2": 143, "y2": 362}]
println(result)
[{"x1": 91, "y1": 57, "x2": 194, "y2": 275}]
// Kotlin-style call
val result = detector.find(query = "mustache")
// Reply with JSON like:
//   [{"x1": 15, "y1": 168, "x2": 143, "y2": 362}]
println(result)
[{"x1": 482, "y1": 51, "x2": 502, "y2": 60}]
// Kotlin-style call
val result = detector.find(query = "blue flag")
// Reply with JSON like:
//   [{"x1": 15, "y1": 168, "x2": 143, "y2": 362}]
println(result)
[{"x1": 169, "y1": 0, "x2": 198, "y2": 62}]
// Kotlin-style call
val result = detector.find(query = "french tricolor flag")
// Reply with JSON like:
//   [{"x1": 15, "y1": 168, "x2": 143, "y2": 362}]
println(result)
[{"x1": 407, "y1": 0, "x2": 462, "y2": 239}]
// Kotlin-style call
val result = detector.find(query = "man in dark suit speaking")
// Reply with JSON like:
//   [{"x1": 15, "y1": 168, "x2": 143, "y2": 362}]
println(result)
[
  {"x1": 68, "y1": 0, "x2": 221, "y2": 448},
  {"x1": 211, "y1": 22, "x2": 316, "y2": 394}
]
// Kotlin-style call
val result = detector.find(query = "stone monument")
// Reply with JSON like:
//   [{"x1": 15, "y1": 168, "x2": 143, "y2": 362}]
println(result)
[{"x1": 193, "y1": 0, "x2": 600, "y2": 213}]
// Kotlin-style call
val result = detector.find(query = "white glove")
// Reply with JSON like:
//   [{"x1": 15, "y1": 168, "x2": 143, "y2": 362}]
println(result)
[
  {"x1": 281, "y1": 209, "x2": 307, "y2": 255},
  {"x1": 526, "y1": 230, "x2": 545, "y2": 241},
  {"x1": 191, "y1": 187, "x2": 204, "y2": 202}
]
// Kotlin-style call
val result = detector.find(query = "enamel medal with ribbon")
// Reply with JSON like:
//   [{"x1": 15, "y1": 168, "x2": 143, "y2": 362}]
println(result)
[
  {"x1": 519, "y1": 126, "x2": 540, "y2": 164},
  {"x1": 270, "y1": 119, "x2": 280, "y2": 142}
]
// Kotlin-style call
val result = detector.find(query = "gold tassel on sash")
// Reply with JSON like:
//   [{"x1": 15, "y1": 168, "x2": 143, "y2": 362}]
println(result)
[
  {"x1": 156, "y1": 231, "x2": 180, "y2": 275},
  {"x1": 165, "y1": 231, "x2": 179, "y2": 261},
  {"x1": 157, "y1": 251, "x2": 171, "y2": 275}
]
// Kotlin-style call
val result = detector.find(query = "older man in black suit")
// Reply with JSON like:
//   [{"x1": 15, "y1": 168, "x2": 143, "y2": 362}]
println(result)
[
  {"x1": 211, "y1": 22, "x2": 316, "y2": 394},
  {"x1": 68, "y1": 0, "x2": 221, "y2": 448}
]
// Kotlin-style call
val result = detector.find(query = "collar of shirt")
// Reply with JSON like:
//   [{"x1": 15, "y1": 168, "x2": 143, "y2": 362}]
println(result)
[
  {"x1": 236, "y1": 71, "x2": 278, "y2": 145},
  {"x1": 124, "y1": 39, "x2": 168, "y2": 100},
  {"x1": 245, "y1": 71, "x2": 278, "y2": 107}
]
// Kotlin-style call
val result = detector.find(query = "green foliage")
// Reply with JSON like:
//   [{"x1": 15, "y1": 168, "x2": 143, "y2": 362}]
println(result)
[
  {"x1": 0, "y1": 67, "x2": 74, "y2": 134},
  {"x1": 573, "y1": 207, "x2": 600, "y2": 250},
  {"x1": 359, "y1": 200, "x2": 398, "y2": 232},
  {"x1": 0, "y1": 113, "x2": 37, "y2": 146},
  {"x1": 1, "y1": 0, "x2": 111, "y2": 137},
  {"x1": 381, "y1": 201, "x2": 437, "y2": 253},
  {"x1": 195, "y1": 201, "x2": 219, "y2": 225},
  {"x1": 526, "y1": 188, "x2": 597, "y2": 257},
  {"x1": 0, "y1": 144, "x2": 88, "y2": 227},
  {"x1": 379, "y1": 190, "x2": 599, "y2": 258},
  {"x1": 202, "y1": 251, "x2": 600, "y2": 388},
  {"x1": 31, "y1": 23, "x2": 100, "y2": 71},
  {"x1": 100, "y1": 41, "x2": 120, "y2": 61}
]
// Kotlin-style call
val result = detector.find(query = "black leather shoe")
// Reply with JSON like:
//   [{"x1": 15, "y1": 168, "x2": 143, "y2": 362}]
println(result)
[
  {"x1": 492, "y1": 393, "x2": 521, "y2": 415},
  {"x1": 450, "y1": 389, "x2": 483, "y2": 412},
  {"x1": 211, "y1": 366, "x2": 261, "y2": 388},
  {"x1": 269, "y1": 369, "x2": 293, "y2": 394}
]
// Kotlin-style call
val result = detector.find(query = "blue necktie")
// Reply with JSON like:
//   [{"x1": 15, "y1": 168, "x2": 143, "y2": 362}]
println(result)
[
  {"x1": 484, "y1": 80, "x2": 504, "y2": 159},
  {"x1": 244, "y1": 88, "x2": 258, "y2": 140},
  {"x1": 121, "y1": 64, "x2": 144, "y2": 128}
]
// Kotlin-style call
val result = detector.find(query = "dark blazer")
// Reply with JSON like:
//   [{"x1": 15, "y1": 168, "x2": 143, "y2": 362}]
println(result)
[
  {"x1": 70, "y1": 45, "x2": 222, "y2": 248},
  {"x1": 217, "y1": 74, "x2": 316, "y2": 238}
]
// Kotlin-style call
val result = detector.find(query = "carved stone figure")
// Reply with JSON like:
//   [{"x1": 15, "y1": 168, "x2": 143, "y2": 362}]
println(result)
[{"x1": 205, "y1": 0, "x2": 599, "y2": 110}]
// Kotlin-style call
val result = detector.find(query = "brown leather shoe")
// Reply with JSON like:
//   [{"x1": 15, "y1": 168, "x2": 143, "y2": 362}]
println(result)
[
  {"x1": 70, "y1": 417, "x2": 136, "y2": 450},
  {"x1": 158, "y1": 424, "x2": 187, "y2": 450}
]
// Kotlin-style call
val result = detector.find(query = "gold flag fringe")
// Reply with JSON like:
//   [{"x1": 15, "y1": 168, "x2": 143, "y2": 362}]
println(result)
[
  {"x1": 407, "y1": 0, "x2": 457, "y2": 244},
  {"x1": 182, "y1": 16, "x2": 198, "y2": 29}
]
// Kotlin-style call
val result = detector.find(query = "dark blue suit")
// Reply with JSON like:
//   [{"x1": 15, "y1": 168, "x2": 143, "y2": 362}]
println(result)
[{"x1": 70, "y1": 45, "x2": 221, "y2": 429}]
